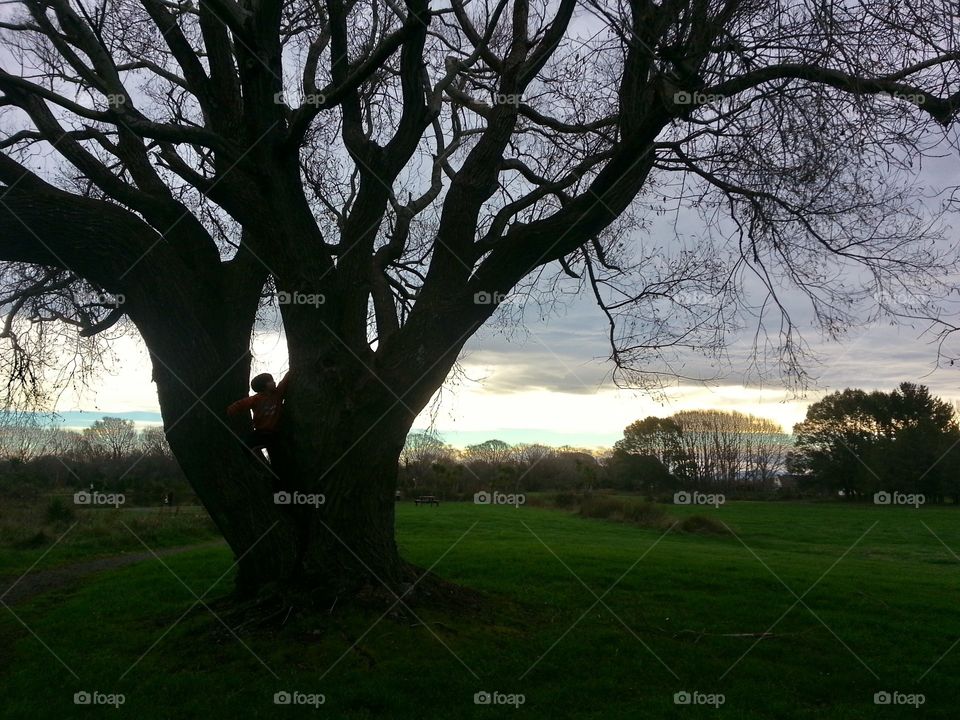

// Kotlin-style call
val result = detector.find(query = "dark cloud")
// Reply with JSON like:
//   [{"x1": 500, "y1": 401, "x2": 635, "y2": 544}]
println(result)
[{"x1": 462, "y1": 285, "x2": 959, "y2": 406}]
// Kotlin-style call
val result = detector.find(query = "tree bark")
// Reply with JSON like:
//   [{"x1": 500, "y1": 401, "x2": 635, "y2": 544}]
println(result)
[{"x1": 145, "y1": 308, "x2": 422, "y2": 598}]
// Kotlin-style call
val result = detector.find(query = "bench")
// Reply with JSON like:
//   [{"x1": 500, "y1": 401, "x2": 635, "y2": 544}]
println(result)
[{"x1": 414, "y1": 495, "x2": 439, "y2": 506}]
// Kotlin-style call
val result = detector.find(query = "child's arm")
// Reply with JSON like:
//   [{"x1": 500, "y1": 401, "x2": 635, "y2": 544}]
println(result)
[
  {"x1": 226, "y1": 396, "x2": 254, "y2": 417},
  {"x1": 277, "y1": 370, "x2": 293, "y2": 398}
]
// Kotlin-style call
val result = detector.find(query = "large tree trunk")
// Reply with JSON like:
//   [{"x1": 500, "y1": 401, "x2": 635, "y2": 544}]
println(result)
[
  {"x1": 288, "y1": 411, "x2": 409, "y2": 593},
  {"x1": 145, "y1": 306, "x2": 422, "y2": 599},
  {"x1": 270, "y1": 328, "x2": 424, "y2": 596}
]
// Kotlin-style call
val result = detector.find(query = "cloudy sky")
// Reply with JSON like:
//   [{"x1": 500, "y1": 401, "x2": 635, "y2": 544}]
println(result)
[
  {"x1": 56, "y1": 255, "x2": 960, "y2": 449},
  {"x1": 25, "y1": 152, "x2": 956, "y2": 448},
  {"x1": 51, "y1": 144, "x2": 960, "y2": 449}
]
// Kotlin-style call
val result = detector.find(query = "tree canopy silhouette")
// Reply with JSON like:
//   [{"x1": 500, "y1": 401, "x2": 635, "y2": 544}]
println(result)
[{"x1": 789, "y1": 383, "x2": 960, "y2": 501}]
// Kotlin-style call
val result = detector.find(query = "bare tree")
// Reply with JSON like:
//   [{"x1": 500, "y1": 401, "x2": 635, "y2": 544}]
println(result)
[
  {"x1": 82, "y1": 416, "x2": 137, "y2": 458},
  {"x1": 0, "y1": 408, "x2": 50, "y2": 460},
  {"x1": 463, "y1": 438, "x2": 514, "y2": 465},
  {"x1": 400, "y1": 429, "x2": 451, "y2": 470},
  {"x1": 740, "y1": 416, "x2": 790, "y2": 484},
  {"x1": 511, "y1": 442, "x2": 555, "y2": 465},
  {"x1": 668, "y1": 409, "x2": 787, "y2": 487},
  {"x1": 138, "y1": 425, "x2": 172, "y2": 457},
  {"x1": 42, "y1": 426, "x2": 81, "y2": 458},
  {"x1": 0, "y1": 0, "x2": 958, "y2": 597}
]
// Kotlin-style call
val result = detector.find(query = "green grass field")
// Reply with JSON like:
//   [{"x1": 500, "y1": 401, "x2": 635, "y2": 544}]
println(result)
[{"x1": 1, "y1": 500, "x2": 958, "y2": 718}]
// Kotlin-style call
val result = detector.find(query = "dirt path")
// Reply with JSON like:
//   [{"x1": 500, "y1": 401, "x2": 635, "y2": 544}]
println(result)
[{"x1": 0, "y1": 540, "x2": 228, "y2": 607}]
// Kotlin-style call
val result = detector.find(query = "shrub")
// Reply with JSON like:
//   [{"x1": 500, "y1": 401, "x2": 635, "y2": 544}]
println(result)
[
  {"x1": 578, "y1": 496, "x2": 669, "y2": 529},
  {"x1": 45, "y1": 496, "x2": 75, "y2": 523},
  {"x1": 14, "y1": 530, "x2": 48, "y2": 549},
  {"x1": 620, "y1": 500, "x2": 668, "y2": 526},
  {"x1": 534, "y1": 490, "x2": 728, "y2": 538},
  {"x1": 679, "y1": 514, "x2": 728, "y2": 535},
  {"x1": 552, "y1": 491, "x2": 580, "y2": 509},
  {"x1": 577, "y1": 496, "x2": 621, "y2": 519}
]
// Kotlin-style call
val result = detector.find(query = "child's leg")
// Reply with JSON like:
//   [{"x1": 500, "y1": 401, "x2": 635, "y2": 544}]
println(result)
[
  {"x1": 243, "y1": 430, "x2": 270, "y2": 463},
  {"x1": 262, "y1": 433, "x2": 282, "y2": 466}
]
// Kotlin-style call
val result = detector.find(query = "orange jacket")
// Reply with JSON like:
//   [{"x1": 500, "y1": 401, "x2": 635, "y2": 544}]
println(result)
[{"x1": 227, "y1": 373, "x2": 290, "y2": 432}]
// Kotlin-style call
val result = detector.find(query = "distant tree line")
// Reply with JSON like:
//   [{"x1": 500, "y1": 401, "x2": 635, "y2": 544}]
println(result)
[
  {"x1": 4, "y1": 386, "x2": 957, "y2": 506},
  {"x1": 606, "y1": 385, "x2": 960, "y2": 504},
  {"x1": 399, "y1": 433, "x2": 602, "y2": 499},
  {"x1": 399, "y1": 410, "x2": 792, "y2": 501},
  {"x1": 0, "y1": 414, "x2": 190, "y2": 505},
  {"x1": 401, "y1": 385, "x2": 960, "y2": 504},
  {"x1": 0, "y1": 413, "x2": 172, "y2": 461}
]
